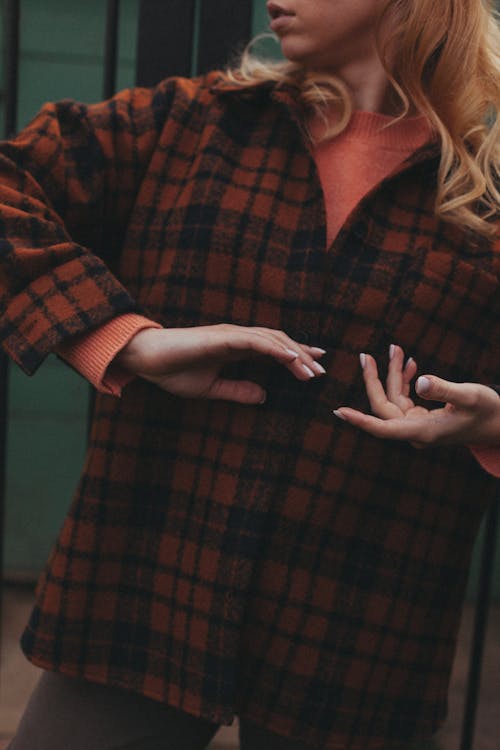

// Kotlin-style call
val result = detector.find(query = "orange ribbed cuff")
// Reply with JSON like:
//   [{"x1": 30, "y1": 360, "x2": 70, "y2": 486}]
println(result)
[
  {"x1": 56, "y1": 313, "x2": 162, "y2": 396},
  {"x1": 468, "y1": 445, "x2": 500, "y2": 479}
]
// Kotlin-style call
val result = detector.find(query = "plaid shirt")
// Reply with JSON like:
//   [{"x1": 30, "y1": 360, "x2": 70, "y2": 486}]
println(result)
[{"x1": 1, "y1": 72, "x2": 499, "y2": 749}]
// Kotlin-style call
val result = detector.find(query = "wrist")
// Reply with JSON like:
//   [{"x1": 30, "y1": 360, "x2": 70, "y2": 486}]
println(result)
[{"x1": 113, "y1": 327, "x2": 164, "y2": 373}]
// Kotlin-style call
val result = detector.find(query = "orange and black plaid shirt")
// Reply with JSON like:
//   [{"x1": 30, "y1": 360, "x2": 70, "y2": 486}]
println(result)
[{"x1": 0, "y1": 72, "x2": 499, "y2": 750}]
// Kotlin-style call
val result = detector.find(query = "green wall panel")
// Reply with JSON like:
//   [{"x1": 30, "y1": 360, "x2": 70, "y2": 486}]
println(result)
[
  {"x1": 5, "y1": 359, "x2": 89, "y2": 575},
  {"x1": 2, "y1": 0, "x2": 499, "y2": 600},
  {"x1": 16, "y1": 0, "x2": 138, "y2": 127},
  {"x1": 252, "y1": 2, "x2": 283, "y2": 59},
  {"x1": 253, "y1": 2, "x2": 271, "y2": 39},
  {"x1": 3, "y1": 0, "x2": 139, "y2": 577}
]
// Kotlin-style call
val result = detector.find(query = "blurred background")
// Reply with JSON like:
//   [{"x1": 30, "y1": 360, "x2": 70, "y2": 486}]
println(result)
[{"x1": 0, "y1": 2, "x2": 498, "y2": 748}]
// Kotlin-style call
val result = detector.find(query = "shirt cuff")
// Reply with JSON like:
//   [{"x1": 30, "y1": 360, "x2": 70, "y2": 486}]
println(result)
[
  {"x1": 468, "y1": 445, "x2": 500, "y2": 479},
  {"x1": 55, "y1": 313, "x2": 162, "y2": 396}
]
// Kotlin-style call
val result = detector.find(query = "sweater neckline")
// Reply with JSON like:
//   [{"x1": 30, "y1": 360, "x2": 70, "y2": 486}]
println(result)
[{"x1": 309, "y1": 109, "x2": 435, "y2": 152}]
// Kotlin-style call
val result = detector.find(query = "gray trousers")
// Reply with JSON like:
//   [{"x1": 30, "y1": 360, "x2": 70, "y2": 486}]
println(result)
[{"x1": 8, "y1": 671, "x2": 313, "y2": 750}]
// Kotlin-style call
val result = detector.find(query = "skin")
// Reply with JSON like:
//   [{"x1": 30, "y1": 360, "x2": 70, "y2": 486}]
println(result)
[
  {"x1": 115, "y1": 0, "x2": 500, "y2": 448},
  {"x1": 334, "y1": 347, "x2": 500, "y2": 448},
  {"x1": 115, "y1": 325, "x2": 326, "y2": 405},
  {"x1": 267, "y1": 0, "x2": 396, "y2": 113}
]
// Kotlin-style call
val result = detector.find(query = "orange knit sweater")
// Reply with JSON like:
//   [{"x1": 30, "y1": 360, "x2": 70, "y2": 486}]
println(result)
[{"x1": 56, "y1": 110, "x2": 500, "y2": 477}]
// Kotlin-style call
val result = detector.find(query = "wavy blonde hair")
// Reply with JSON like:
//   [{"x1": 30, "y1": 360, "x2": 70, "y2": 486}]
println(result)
[{"x1": 225, "y1": 0, "x2": 500, "y2": 238}]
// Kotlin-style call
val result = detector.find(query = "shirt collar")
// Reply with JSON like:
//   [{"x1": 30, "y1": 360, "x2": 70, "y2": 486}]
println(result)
[{"x1": 210, "y1": 75, "x2": 441, "y2": 167}]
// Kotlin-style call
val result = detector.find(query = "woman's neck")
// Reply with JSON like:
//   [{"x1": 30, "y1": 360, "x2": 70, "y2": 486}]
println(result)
[{"x1": 330, "y1": 52, "x2": 403, "y2": 115}]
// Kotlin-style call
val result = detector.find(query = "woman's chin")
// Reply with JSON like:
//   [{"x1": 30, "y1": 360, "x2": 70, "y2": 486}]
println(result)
[
  {"x1": 280, "y1": 44, "x2": 335, "y2": 74},
  {"x1": 279, "y1": 40, "x2": 312, "y2": 65}
]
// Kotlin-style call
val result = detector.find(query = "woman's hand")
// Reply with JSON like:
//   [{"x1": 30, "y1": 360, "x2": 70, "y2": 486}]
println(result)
[
  {"x1": 113, "y1": 324, "x2": 326, "y2": 403},
  {"x1": 333, "y1": 344, "x2": 500, "y2": 448}
]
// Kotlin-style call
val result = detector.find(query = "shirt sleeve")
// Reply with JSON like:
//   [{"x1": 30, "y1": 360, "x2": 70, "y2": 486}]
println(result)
[
  {"x1": 55, "y1": 313, "x2": 162, "y2": 396},
  {"x1": 469, "y1": 446, "x2": 500, "y2": 478},
  {"x1": 0, "y1": 79, "x2": 176, "y2": 376}
]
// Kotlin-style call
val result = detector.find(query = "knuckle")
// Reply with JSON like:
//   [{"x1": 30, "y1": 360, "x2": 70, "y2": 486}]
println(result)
[
  {"x1": 433, "y1": 385, "x2": 448, "y2": 401},
  {"x1": 373, "y1": 398, "x2": 388, "y2": 412},
  {"x1": 463, "y1": 388, "x2": 480, "y2": 409}
]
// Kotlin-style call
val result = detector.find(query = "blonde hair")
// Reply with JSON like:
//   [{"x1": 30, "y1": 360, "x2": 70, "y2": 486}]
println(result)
[{"x1": 225, "y1": 0, "x2": 500, "y2": 238}]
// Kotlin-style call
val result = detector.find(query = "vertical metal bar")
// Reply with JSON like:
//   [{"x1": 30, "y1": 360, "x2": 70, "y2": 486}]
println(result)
[
  {"x1": 103, "y1": 0, "x2": 120, "y2": 100},
  {"x1": 136, "y1": 0, "x2": 196, "y2": 86},
  {"x1": 198, "y1": 0, "x2": 253, "y2": 74},
  {"x1": 88, "y1": 0, "x2": 121, "y2": 439},
  {"x1": 4, "y1": 0, "x2": 20, "y2": 137},
  {"x1": 460, "y1": 498, "x2": 499, "y2": 750},
  {"x1": 0, "y1": 356, "x2": 7, "y2": 634},
  {"x1": 1, "y1": 0, "x2": 21, "y2": 661}
]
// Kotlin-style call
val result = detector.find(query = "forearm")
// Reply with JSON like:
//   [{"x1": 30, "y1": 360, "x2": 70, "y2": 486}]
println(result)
[{"x1": 56, "y1": 314, "x2": 162, "y2": 395}]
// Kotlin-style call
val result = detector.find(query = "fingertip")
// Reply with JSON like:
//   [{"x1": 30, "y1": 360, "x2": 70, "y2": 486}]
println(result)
[
  {"x1": 308, "y1": 346, "x2": 327, "y2": 356},
  {"x1": 390, "y1": 343, "x2": 405, "y2": 360},
  {"x1": 416, "y1": 375, "x2": 431, "y2": 395},
  {"x1": 403, "y1": 357, "x2": 417, "y2": 382},
  {"x1": 244, "y1": 386, "x2": 267, "y2": 404},
  {"x1": 363, "y1": 353, "x2": 378, "y2": 375}
]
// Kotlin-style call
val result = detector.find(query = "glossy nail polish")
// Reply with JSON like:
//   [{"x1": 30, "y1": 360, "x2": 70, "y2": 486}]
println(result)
[{"x1": 310, "y1": 361, "x2": 326, "y2": 375}]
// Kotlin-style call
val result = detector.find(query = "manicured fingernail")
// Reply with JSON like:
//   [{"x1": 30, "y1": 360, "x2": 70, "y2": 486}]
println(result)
[
  {"x1": 310, "y1": 361, "x2": 326, "y2": 375},
  {"x1": 333, "y1": 409, "x2": 346, "y2": 421},
  {"x1": 416, "y1": 376, "x2": 431, "y2": 394},
  {"x1": 360, "y1": 353, "x2": 366, "y2": 369},
  {"x1": 286, "y1": 348, "x2": 299, "y2": 358},
  {"x1": 310, "y1": 347, "x2": 327, "y2": 355},
  {"x1": 389, "y1": 344, "x2": 396, "y2": 360},
  {"x1": 405, "y1": 357, "x2": 414, "y2": 369},
  {"x1": 302, "y1": 364, "x2": 315, "y2": 378}
]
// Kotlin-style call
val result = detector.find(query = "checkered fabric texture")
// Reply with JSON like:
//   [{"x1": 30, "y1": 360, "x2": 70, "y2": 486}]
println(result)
[{"x1": 1, "y1": 73, "x2": 499, "y2": 750}]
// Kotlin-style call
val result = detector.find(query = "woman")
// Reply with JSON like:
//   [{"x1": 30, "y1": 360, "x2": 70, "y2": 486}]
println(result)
[{"x1": 1, "y1": 1, "x2": 499, "y2": 748}]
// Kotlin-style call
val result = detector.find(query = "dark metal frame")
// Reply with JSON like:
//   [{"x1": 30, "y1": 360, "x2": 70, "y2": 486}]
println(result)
[
  {"x1": 0, "y1": 0, "x2": 21, "y2": 657},
  {"x1": 0, "y1": 3, "x2": 498, "y2": 749},
  {"x1": 103, "y1": 0, "x2": 121, "y2": 99},
  {"x1": 135, "y1": 0, "x2": 253, "y2": 84},
  {"x1": 460, "y1": 499, "x2": 499, "y2": 750}
]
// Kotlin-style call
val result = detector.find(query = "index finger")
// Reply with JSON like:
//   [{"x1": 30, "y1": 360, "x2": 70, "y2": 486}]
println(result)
[{"x1": 362, "y1": 354, "x2": 403, "y2": 419}]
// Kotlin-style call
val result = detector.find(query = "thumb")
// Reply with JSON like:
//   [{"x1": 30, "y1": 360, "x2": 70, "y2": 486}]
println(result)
[
  {"x1": 207, "y1": 378, "x2": 267, "y2": 404},
  {"x1": 416, "y1": 375, "x2": 475, "y2": 408}
]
